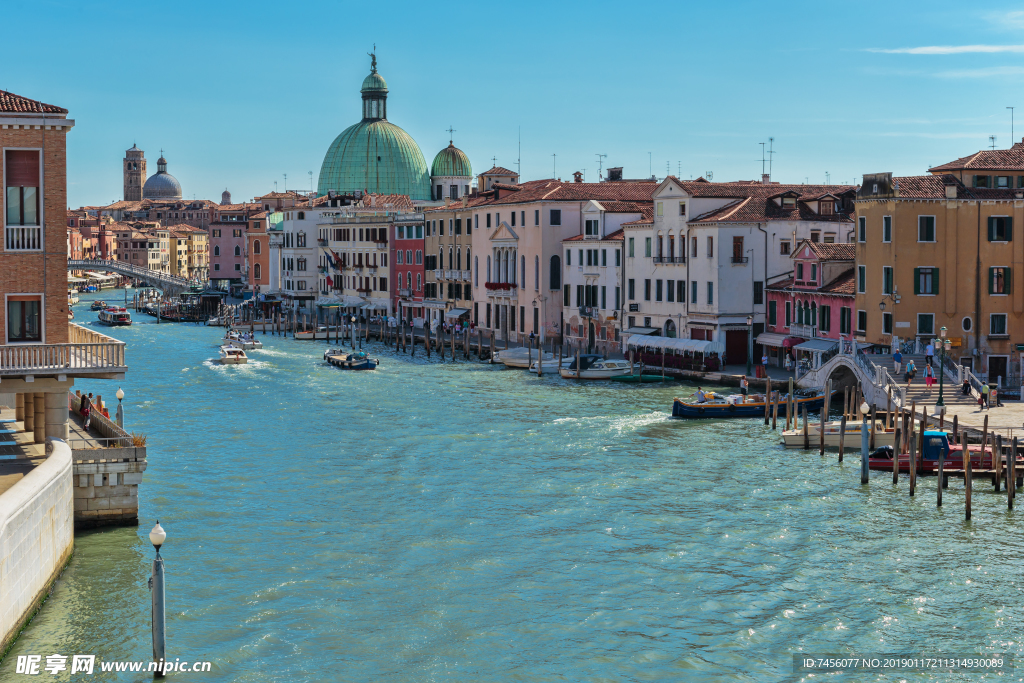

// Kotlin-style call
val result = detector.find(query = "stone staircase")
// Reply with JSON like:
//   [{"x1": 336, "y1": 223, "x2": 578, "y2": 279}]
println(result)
[{"x1": 885, "y1": 354, "x2": 979, "y2": 410}]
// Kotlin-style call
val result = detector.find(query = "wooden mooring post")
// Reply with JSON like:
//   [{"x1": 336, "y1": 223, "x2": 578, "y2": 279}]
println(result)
[
  {"x1": 909, "y1": 420, "x2": 917, "y2": 497},
  {"x1": 995, "y1": 433, "x2": 1004, "y2": 492},
  {"x1": 764, "y1": 378, "x2": 772, "y2": 426},
  {"x1": 820, "y1": 379, "x2": 831, "y2": 456},
  {"x1": 772, "y1": 392, "x2": 778, "y2": 431},
  {"x1": 802, "y1": 405, "x2": 809, "y2": 449},
  {"x1": 1010, "y1": 437, "x2": 1018, "y2": 510},
  {"x1": 838, "y1": 415, "x2": 847, "y2": 463},
  {"x1": 893, "y1": 427, "x2": 901, "y2": 485},
  {"x1": 966, "y1": 424, "x2": 976, "y2": 521},
  {"x1": 937, "y1": 436, "x2": 945, "y2": 507}
]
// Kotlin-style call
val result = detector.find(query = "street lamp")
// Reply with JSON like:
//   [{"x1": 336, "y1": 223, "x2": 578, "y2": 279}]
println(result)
[
  {"x1": 860, "y1": 400, "x2": 871, "y2": 484},
  {"x1": 746, "y1": 315, "x2": 754, "y2": 377},
  {"x1": 148, "y1": 522, "x2": 167, "y2": 678},
  {"x1": 115, "y1": 387, "x2": 125, "y2": 428},
  {"x1": 937, "y1": 326, "x2": 949, "y2": 407}
]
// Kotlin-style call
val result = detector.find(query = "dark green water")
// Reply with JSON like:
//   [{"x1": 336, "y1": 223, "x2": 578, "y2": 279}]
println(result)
[{"x1": 5, "y1": 291, "x2": 1021, "y2": 681}]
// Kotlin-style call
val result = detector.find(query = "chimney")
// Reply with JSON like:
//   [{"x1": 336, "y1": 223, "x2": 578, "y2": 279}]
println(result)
[
  {"x1": 461, "y1": 195, "x2": 468, "y2": 207},
  {"x1": 573, "y1": 171, "x2": 583, "y2": 183},
  {"x1": 762, "y1": 174, "x2": 771, "y2": 184},
  {"x1": 607, "y1": 167, "x2": 623, "y2": 182},
  {"x1": 444, "y1": 197, "x2": 451, "y2": 207},
  {"x1": 369, "y1": 195, "x2": 376, "y2": 207},
  {"x1": 945, "y1": 184, "x2": 957, "y2": 199}
]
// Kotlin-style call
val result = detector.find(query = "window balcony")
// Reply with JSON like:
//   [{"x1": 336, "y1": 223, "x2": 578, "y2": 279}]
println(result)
[
  {"x1": 652, "y1": 256, "x2": 685, "y2": 264},
  {"x1": 789, "y1": 323, "x2": 817, "y2": 338},
  {"x1": 1, "y1": 323, "x2": 127, "y2": 378},
  {"x1": 731, "y1": 256, "x2": 749, "y2": 264},
  {"x1": 5, "y1": 225, "x2": 42, "y2": 250},
  {"x1": 318, "y1": 238, "x2": 328, "y2": 246},
  {"x1": 399, "y1": 288, "x2": 412, "y2": 296}
]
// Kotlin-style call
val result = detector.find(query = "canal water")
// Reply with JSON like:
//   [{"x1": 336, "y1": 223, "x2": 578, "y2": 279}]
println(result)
[{"x1": 7, "y1": 291, "x2": 1022, "y2": 681}]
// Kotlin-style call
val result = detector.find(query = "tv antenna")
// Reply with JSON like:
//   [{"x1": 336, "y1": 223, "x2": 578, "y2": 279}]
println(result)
[
  {"x1": 517, "y1": 126, "x2": 521, "y2": 180},
  {"x1": 759, "y1": 142, "x2": 766, "y2": 176},
  {"x1": 825, "y1": 172, "x2": 830, "y2": 184},
  {"x1": 990, "y1": 135, "x2": 998, "y2": 150},
  {"x1": 768, "y1": 137, "x2": 775, "y2": 179},
  {"x1": 552, "y1": 153, "x2": 557, "y2": 178},
  {"x1": 596, "y1": 153, "x2": 606, "y2": 180},
  {"x1": 308, "y1": 171, "x2": 313, "y2": 192},
  {"x1": 283, "y1": 173, "x2": 287, "y2": 192}
]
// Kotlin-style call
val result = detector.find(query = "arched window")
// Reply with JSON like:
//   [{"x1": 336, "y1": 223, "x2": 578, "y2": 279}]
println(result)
[
  {"x1": 550, "y1": 255, "x2": 561, "y2": 290},
  {"x1": 796, "y1": 302, "x2": 803, "y2": 325},
  {"x1": 811, "y1": 302, "x2": 817, "y2": 327},
  {"x1": 234, "y1": 245, "x2": 241, "y2": 257},
  {"x1": 487, "y1": 255, "x2": 491, "y2": 282},
  {"x1": 407, "y1": 272, "x2": 412, "y2": 289},
  {"x1": 297, "y1": 232, "x2": 306, "y2": 247},
  {"x1": 417, "y1": 273, "x2": 422, "y2": 290},
  {"x1": 214, "y1": 245, "x2": 220, "y2": 256},
  {"x1": 254, "y1": 263, "x2": 261, "y2": 279},
  {"x1": 253, "y1": 240, "x2": 261, "y2": 254},
  {"x1": 457, "y1": 247, "x2": 462, "y2": 271},
  {"x1": 466, "y1": 247, "x2": 470, "y2": 269},
  {"x1": 475, "y1": 256, "x2": 479, "y2": 286},
  {"x1": 534, "y1": 256, "x2": 540, "y2": 290}
]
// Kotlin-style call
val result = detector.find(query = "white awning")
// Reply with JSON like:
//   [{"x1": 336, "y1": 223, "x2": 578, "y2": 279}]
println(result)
[
  {"x1": 445, "y1": 307, "x2": 470, "y2": 319},
  {"x1": 793, "y1": 338, "x2": 839, "y2": 353},
  {"x1": 85, "y1": 271, "x2": 117, "y2": 280},
  {"x1": 624, "y1": 326, "x2": 659, "y2": 335},
  {"x1": 419, "y1": 301, "x2": 448, "y2": 310},
  {"x1": 626, "y1": 334, "x2": 725, "y2": 355},
  {"x1": 67, "y1": 276, "x2": 88, "y2": 283},
  {"x1": 756, "y1": 333, "x2": 794, "y2": 348}
]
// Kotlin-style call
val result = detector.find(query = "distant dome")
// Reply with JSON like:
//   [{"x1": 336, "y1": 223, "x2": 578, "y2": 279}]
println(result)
[
  {"x1": 143, "y1": 154, "x2": 182, "y2": 199},
  {"x1": 221, "y1": 189, "x2": 232, "y2": 205},
  {"x1": 361, "y1": 71, "x2": 388, "y2": 93},
  {"x1": 431, "y1": 142, "x2": 472, "y2": 177}
]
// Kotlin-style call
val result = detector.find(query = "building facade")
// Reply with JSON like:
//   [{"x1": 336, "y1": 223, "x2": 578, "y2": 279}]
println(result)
[{"x1": 392, "y1": 212, "x2": 425, "y2": 322}]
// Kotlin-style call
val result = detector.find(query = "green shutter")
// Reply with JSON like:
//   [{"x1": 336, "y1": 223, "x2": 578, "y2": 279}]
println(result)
[
  {"x1": 913, "y1": 268, "x2": 920, "y2": 295},
  {"x1": 768, "y1": 300, "x2": 776, "y2": 326},
  {"x1": 933, "y1": 267, "x2": 939, "y2": 295},
  {"x1": 988, "y1": 217, "x2": 995, "y2": 242},
  {"x1": 1008, "y1": 267, "x2": 1013, "y2": 295},
  {"x1": 1008, "y1": 217, "x2": 1014, "y2": 242},
  {"x1": 989, "y1": 267, "x2": 994, "y2": 294}
]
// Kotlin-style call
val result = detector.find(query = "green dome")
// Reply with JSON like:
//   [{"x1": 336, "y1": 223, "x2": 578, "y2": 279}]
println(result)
[
  {"x1": 431, "y1": 142, "x2": 472, "y2": 177},
  {"x1": 361, "y1": 71, "x2": 388, "y2": 92},
  {"x1": 317, "y1": 120, "x2": 430, "y2": 200}
]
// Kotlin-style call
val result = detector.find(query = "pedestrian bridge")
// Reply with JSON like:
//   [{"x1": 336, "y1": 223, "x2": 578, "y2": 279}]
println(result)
[
  {"x1": 794, "y1": 340, "x2": 905, "y2": 409},
  {"x1": 67, "y1": 259, "x2": 190, "y2": 296}
]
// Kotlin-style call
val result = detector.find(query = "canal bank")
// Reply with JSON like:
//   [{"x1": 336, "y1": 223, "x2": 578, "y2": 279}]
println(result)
[{"x1": 5, "y1": 289, "x2": 1024, "y2": 681}]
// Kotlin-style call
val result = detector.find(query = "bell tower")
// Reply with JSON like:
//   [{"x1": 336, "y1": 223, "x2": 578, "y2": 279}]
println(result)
[{"x1": 123, "y1": 144, "x2": 146, "y2": 201}]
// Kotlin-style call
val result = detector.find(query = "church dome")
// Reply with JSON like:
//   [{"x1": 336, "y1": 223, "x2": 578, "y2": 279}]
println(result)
[
  {"x1": 431, "y1": 142, "x2": 472, "y2": 177},
  {"x1": 317, "y1": 55, "x2": 429, "y2": 201},
  {"x1": 143, "y1": 154, "x2": 182, "y2": 199}
]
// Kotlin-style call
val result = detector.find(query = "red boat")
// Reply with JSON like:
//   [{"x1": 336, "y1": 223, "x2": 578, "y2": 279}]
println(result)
[{"x1": 867, "y1": 430, "x2": 1014, "y2": 473}]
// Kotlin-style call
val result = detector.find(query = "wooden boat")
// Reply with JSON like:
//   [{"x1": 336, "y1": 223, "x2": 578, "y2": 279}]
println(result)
[
  {"x1": 559, "y1": 354, "x2": 633, "y2": 379},
  {"x1": 496, "y1": 348, "x2": 555, "y2": 368},
  {"x1": 527, "y1": 358, "x2": 573, "y2": 374},
  {"x1": 672, "y1": 390, "x2": 829, "y2": 418},
  {"x1": 610, "y1": 373, "x2": 676, "y2": 383},
  {"x1": 781, "y1": 420, "x2": 896, "y2": 448},
  {"x1": 224, "y1": 330, "x2": 262, "y2": 350},
  {"x1": 324, "y1": 349, "x2": 378, "y2": 370},
  {"x1": 67, "y1": 291, "x2": 79, "y2": 304},
  {"x1": 867, "y1": 431, "x2": 1008, "y2": 473},
  {"x1": 218, "y1": 345, "x2": 248, "y2": 364},
  {"x1": 296, "y1": 325, "x2": 342, "y2": 340},
  {"x1": 90, "y1": 300, "x2": 107, "y2": 311},
  {"x1": 97, "y1": 306, "x2": 132, "y2": 326}
]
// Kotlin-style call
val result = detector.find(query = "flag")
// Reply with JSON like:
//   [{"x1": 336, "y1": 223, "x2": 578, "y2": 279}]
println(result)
[
  {"x1": 326, "y1": 276, "x2": 334, "y2": 287},
  {"x1": 331, "y1": 249, "x2": 344, "y2": 268},
  {"x1": 324, "y1": 251, "x2": 335, "y2": 268}
]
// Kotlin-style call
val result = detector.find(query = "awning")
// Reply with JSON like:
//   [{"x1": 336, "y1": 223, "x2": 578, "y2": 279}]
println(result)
[
  {"x1": 626, "y1": 334, "x2": 726, "y2": 355},
  {"x1": 85, "y1": 271, "x2": 117, "y2": 280},
  {"x1": 624, "y1": 326, "x2": 659, "y2": 335},
  {"x1": 420, "y1": 301, "x2": 447, "y2": 310},
  {"x1": 67, "y1": 276, "x2": 88, "y2": 283},
  {"x1": 793, "y1": 338, "x2": 839, "y2": 353},
  {"x1": 755, "y1": 333, "x2": 804, "y2": 348},
  {"x1": 445, "y1": 307, "x2": 470, "y2": 319}
]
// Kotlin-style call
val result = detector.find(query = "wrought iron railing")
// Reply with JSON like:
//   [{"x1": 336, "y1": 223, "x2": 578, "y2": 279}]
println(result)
[
  {"x1": 820, "y1": 341, "x2": 840, "y2": 365},
  {"x1": 882, "y1": 368, "x2": 906, "y2": 408}
]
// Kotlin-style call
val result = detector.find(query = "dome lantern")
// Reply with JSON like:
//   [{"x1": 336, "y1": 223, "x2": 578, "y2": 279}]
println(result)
[{"x1": 143, "y1": 149, "x2": 182, "y2": 200}]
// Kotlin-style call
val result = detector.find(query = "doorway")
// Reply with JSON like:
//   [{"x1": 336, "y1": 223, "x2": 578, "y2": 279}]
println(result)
[
  {"x1": 725, "y1": 329, "x2": 748, "y2": 366},
  {"x1": 989, "y1": 355, "x2": 1009, "y2": 385}
]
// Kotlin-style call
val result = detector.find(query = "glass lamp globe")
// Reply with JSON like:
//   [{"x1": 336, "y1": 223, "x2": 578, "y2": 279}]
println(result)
[
  {"x1": 149, "y1": 521, "x2": 166, "y2": 549},
  {"x1": 116, "y1": 387, "x2": 125, "y2": 401},
  {"x1": 860, "y1": 402, "x2": 870, "y2": 416}
]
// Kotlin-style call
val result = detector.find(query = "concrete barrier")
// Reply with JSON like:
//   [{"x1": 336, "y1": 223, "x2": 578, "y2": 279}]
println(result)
[{"x1": 0, "y1": 438, "x2": 74, "y2": 654}]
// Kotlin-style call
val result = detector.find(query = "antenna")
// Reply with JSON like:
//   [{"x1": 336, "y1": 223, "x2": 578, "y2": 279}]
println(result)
[
  {"x1": 283, "y1": 173, "x2": 287, "y2": 192},
  {"x1": 825, "y1": 172, "x2": 830, "y2": 185},
  {"x1": 552, "y1": 153, "x2": 557, "y2": 179},
  {"x1": 308, "y1": 171, "x2": 313, "y2": 192},
  {"x1": 990, "y1": 135, "x2": 998, "y2": 150},
  {"x1": 491, "y1": 155, "x2": 497, "y2": 167},
  {"x1": 759, "y1": 142, "x2": 766, "y2": 176},
  {"x1": 768, "y1": 137, "x2": 775, "y2": 179},
  {"x1": 1009, "y1": 107, "x2": 1016, "y2": 141},
  {"x1": 517, "y1": 126, "x2": 521, "y2": 180},
  {"x1": 648, "y1": 152, "x2": 652, "y2": 178},
  {"x1": 274, "y1": 181, "x2": 278, "y2": 192},
  {"x1": 596, "y1": 153, "x2": 606, "y2": 181}
]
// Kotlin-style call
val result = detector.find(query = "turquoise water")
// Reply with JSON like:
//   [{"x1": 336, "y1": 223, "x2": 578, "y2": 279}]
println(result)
[{"x1": 6, "y1": 291, "x2": 1022, "y2": 681}]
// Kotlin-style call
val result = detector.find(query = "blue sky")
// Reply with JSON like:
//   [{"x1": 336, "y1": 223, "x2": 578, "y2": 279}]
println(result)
[{"x1": 7, "y1": 0, "x2": 1024, "y2": 207}]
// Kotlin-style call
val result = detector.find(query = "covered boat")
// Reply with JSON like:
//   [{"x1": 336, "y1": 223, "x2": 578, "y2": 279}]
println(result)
[
  {"x1": 672, "y1": 390, "x2": 829, "y2": 418},
  {"x1": 97, "y1": 306, "x2": 132, "y2": 326},
  {"x1": 559, "y1": 354, "x2": 633, "y2": 379},
  {"x1": 90, "y1": 300, "x2": 107, "y2": 311},
  {"x1": 324, "y1": 349, "x2": 378, "y2": 370},
  {"x1": 224, "y1": 330, "x2": 262, "y2": 350},
  {"x1": 218, "y1": 345, "x2": 248, "y2": 364}
]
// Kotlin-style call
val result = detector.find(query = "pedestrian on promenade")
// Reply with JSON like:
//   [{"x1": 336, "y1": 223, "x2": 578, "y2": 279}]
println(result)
[
  {"x1": 905, "y1": 359, "x2": 917, "y2": 387},
  {"x1": 993, "y1": 385, "x2": 1002, "y2": 408},
  {"x1": 925, "y1": 340, "x2": 935, "y2": 366},
  {"x1": 924, "y1": 364, "x2": 935, "y2": 391},
  {"x1": 893, "y1": 348, "x2": 903, "y2": 376},
  {"x1": 981, "y1": 382, "x2": 990, "y2": 410},
  {"x1": 81, "y1": 393, "x2": 93, "y2": 430}
]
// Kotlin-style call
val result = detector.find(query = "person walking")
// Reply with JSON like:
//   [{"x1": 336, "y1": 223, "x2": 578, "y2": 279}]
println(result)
[
  {"x1": 992, "y1": 385, "x2": 1002, "y2": 408},
  {"x1": 924, "y1": 364, "x2": 935, "y2": 391},
  {"x1": 905, "y1": 359, "x2": 917, "y2": 387},
  {"x1": 981, "y1": 382, "x2": 990, "y2": 410},
  {"x1": 81, "y1": 393, "x2": 93, "y2": 431},
  {"x1": 892, "y1": 348, "x2": 903, "y2": 376},
  {"x1": 925, "y1": 340, "x2": 934, "y2": 367}
]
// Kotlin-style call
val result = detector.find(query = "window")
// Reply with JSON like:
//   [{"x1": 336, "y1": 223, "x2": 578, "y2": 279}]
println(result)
[
  {"x1": 796, "y1": 263, "x2": 804, "y2": 281},
  {"x1": 857, "y1": 310, "x2": 867, "y2": 333},
  {"x1": 380, "y1": 277, "x2": 387, "y2": 291},
  {"x1": 253, "y1": 240, "x2": 261, "y2": 254},
  {"x1": 917, "y1": 313, "x2": 934, "y2": 335},
  {"x1": 534, "y1": 210, "x2": 539, "y2": 225},
  {"x1": 918, "y1": 216, "x2": 935, "y2": 242},
  {"x1": 883, "y1": 216, "x2": 892, "y2": 243},
  {"x1": 914, "y1": 267, "x2": 938, "y2": 295},
  {"x1": 707, "y1": 236, "x2": 713, "y2": 257},
  {"x1": 254, "y1": 263, "x2": 261, "y2": 279},
  {"x1": 692, "y1": 280, "x2": 697, "y2": 305},
  {"x1": 882, "y1": 266, "x2": 893, "y2": 295},
  {"x1": 706, "y1": 281, "x2": 713, "y2": 305},
  {"x1": 840, "y1": 306, "x2": 851, "y2": 334},
  {"x1": 858, "y1": 216, "x2": 866, "y2": 242},
  {"x1": 811, "y1": 231, "x2": 820, "y2": 242},
  {"x1": 963, "y1": 316, "x2": 972, "y2": 332},
  {"x1": 990, "y1": 266, "x2": 1012, "y2": 294},
  {"x1": 521, "y1": 211, "x2": 525, "y2": 226},
  {"x1": 233, "y1": 229, "x2": 242, "y2": 238},
  {"x1": 615, "y1": 287, "x2": 621, "y2": 309},
  {"x1": 550, "y1": 255, "x2": 561, "y2": 289},
  {"x1": 785, "y1": 302, "x2": 792, "y2": 326},
  {"x1": 810, "y1": 264, "x2": 817, "y2": 282},
  {"x1": 679, "y1": 202, "x2": 686, "y2": 216},
  {"x1": 4, "y1": 150, "x2": 40, "y2": 229},
  {"x1": 615, "y1": 249, "x2": 621, "y2": 266},
  {"x1": 645, "y1": 237, "x2": 651, "y2": 257},
  {"x1": 550, "y1": 209, "x2": 561, "y2": 225},
  {"x1": 628, "y1": 238, "x2": 634, "y2": 257},
  {"x1": 232, "y1": 245, "x2": 240, "y2": 257},
  {"x1": 974, "y1": 175, "x2": 991, "y2": 188},
  {"x1": 7, "y1": 297, "x2": 41, "y2": 342},
  {"x1": 510, "y1": 212, "x2": 515, "y2": 227},
  {"x1": 407, "y1": 249, "x2": 413, "y2": 265},
  {"x1": 657, "y1": 202, "x2": 664, "y2": 217},
  {"x1": 628, "y1": 279, "x2": 635, "y2": 300},
  {"x1": 601, "y1": 285, "x2": 607, "y2": 309},
  {"x1": 667, "y1": 279, "x2": 675, "y2": 302},
  {"x1": 214, "y1": 245, "x2": 220, "y2": 256},
  {"x1": 416, "y1": 250, "x2": 423, "y2": 265},
  {"x1": 768, "y1": 300, "x2": 777, "y2": 326},
  {"x1": 655, "y1": 279, "x2": 663, "y2": 301},
  {"x1": 991, "y1": 313, "x2": 1008, "y2": 336},
  {"x1": 214, "y1": 263, "x2": 220, "y2": 271},
  {"x1": 754, "y1": 281, "x2": 763, "y2": 305},
  {"x1": 732, "y1": 236, "x2": 744, "y2": 262},
  {"x1": 297, "y1": 258, "x2": 306, "y2": 271},
  {"x1": 585, "y1": 219, "x2": 599, "y2": 236},
  {"x1": 819, "y1": 304, "x2": 831, "y2": 332},
  {"x1": 235, "y1": 263, "x2": 242, "y2": 271},
  {"x1": 780, "y1": 241, "x2": 790, "y2": 255},
  {"x1": 601, "y1": 249, "x2": 607, "y2": 266},
  {"x1": 678, "y1": 280, "x2": 685, "y2": 303},
  {"x1": 857, "y1": 265, "x2": 866, "y2": 294},
  {"x1": 988, "y1": 216, "x2": 1013, "y2": 242},
  {"x1": 691, "y1": 236, "x2": 698, "y2": 257},
  {"x1": 576, "y1": 284, "x2": 584, "y2": 306},
  {"x1": 644, "y1": 279, "x2": 651, "y2": 301}
]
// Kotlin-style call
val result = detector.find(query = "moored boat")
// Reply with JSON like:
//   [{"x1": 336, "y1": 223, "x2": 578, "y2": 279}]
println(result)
[
  {"x1": 559, "y1": 354, "x2": 633, "y2": 379},
  {"x1": 218, "y1": 345, "x2": 248, "y2": 364},
  {"x1": 610, "y1": 373, "x2": 676, "y2": 383},
  {"x1": 68, "y1": 291, "x2": 79, "y2": 305},
  {"x1": 296, "y1": 325, "x2": 341, "y2": 340},
  {"x1": 867, "y1": 431, "x2": 1008, "y2": 473},
  {"x1": 324, "y1": 349, "x2": 378, "y2": 370},
  {"x1": 781, "y1": 420, "x2": 896, "y2": 448},
  {"x1": 97, "y1": 306, "x2": 132, "y2": 326},
  {"x1": 527, "y1": 358, "x2": 573, "y2": 374},
  {"x1": 495, "y1": 348, "x2": 556, "y2": 368},
  {"x1": 672, "y1": 390, "x2": 829, "y2": 418}
]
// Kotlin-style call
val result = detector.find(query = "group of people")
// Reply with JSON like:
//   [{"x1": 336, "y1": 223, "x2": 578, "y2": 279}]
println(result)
[{"x1": 893, "y1": 342, "x2": 1003, "y2": 410}]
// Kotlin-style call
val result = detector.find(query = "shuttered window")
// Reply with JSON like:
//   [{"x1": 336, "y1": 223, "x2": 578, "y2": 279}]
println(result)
[
  {"x1": 989, "y1": 267, "x2": 1012, "y2": 294},
  {"x1": 5, "y1": 150, "x2": 40, "y2": 226},
  {"x1": 988, "y1": 216, "x2": 1013, "y2": 242},
  {"x1": 913, "y1": 267, "x2": 939, "y2": 295}
]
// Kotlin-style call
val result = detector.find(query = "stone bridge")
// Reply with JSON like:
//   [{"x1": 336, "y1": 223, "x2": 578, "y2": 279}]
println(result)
[
  {"x1": 68, "y1": 259, "x2": 191, "y2": 296},
  {"x1": 795, "y1": 344, "x2": 905, "y2": 409}
]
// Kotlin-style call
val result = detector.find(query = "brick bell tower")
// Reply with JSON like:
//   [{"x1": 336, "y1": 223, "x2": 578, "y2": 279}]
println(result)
[{"x1": 123, "y1": 144, "x2": 146, "y2": 201}]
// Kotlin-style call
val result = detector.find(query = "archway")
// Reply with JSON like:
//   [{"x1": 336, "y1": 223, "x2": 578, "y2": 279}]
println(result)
[{"x1": 665, "y1": 319, "x2": 677, "y2": 338}]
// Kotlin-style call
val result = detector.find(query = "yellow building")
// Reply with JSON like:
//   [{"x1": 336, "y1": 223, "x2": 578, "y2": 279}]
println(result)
[{"x1": 855, "y1": 140, "x2": 1024, "y2": 383}]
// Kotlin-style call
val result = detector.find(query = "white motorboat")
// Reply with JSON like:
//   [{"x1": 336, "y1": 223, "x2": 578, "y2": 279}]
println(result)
[
  {"x1": 559, "y1": 354, "x2": 633, "y2": 379},
  {"x1": 97, "y1": 306, "x2": 132, "y2": 326},
  {"x1": 527, "y1": 358, "x2": 574, "y2": 374},
  {"x1": 218, "y1": 345, "x2": 248, "y2": 364},
  {"x1": 781, "y1": 420, "x2": 897, "y2": 448},
  {"x1": 67, "y1": 291, "x2": 79, "y2": 305},
  {"x1": 224, "y1": 330, "x2": 262, "y2": 349},
  {"x1": 493, "y1": 347, "x2": 554, "y2": 368}
]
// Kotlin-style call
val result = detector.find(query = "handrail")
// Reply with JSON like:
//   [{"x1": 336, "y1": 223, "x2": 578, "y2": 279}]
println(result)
[
  {"x1": 882, "y1": 368, "x2": 905, "y2": 408},
  {"x1": 1, "y1": 323, "x2": 127, "y2": 374},
  {"x1": 940, "y1": 352, "x2": 960, "y2": 383},
  {"x1": 820, "y1": 341, "x2": 840, "y2": 365}
]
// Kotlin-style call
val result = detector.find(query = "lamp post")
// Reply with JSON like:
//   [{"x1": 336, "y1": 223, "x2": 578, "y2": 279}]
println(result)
[
  {"x1": 746, "y1": 314, "x2": 754, "y2": 377},
  {"x1": 149, "y1": 521, "x2": 167, "y2": 678},
  {"x1": 115, "y1": 387, "x2": 124, "y2": 428},
  {"x1": 937, "y1": 326, "x2": 949, "y2": 407},
  {"x1": 860, "y1": 400, "x2": 871, "y2": 484}
]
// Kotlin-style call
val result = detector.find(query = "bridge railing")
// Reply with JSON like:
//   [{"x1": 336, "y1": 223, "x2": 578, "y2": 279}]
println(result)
[
  {"x1": 68, "y1": 259, "x2": 189, "y2": 289},
  {"x1": 0, "y1": 323, "x2": 127, "y2": 375}
]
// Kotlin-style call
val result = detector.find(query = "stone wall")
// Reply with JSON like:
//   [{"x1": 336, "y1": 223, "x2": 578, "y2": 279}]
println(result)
[{"x1": 0, "y1": 439, "x2": 74, "y2": 654}]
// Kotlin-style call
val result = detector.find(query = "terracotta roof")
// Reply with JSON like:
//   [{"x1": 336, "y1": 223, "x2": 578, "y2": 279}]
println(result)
[
  {"x1": 257, "y1": 191, "x2": 304, "y2": 199},
  {"x1": 422, "y1": 196, "x2": 493, "y2": 213},
  {"x1": 480, "y1": 166, "x2": 517, "y2": 176},
  {"x1": 766, "y1": 277, "x2": 794, "y2": 291},
  {"x1": 482, "y1": 180, "x2": 656, "y2": 207},
  {"x1": 688, "y1": 183, "x2": 856, "y2": 224},
  {"x1": 0, "y1": 90, "x2": 67, "y2": 114},
  {"x1": 592, "y1": 200, "x2": 651, "y2": 214},
  {"x1": 802, "y1": 241, "x2": 856, "y2": 261},
  {"x1": 820, "y1": 268, "x2": 856, "y2": 295},
  {"x1": 875, "y1": 174, "x2": 1020, "y2": 200},
  {"x1": 929, "y1": 140, "x2": 1024, "y2": 172},
  {"x1": 563, "y1": 228, "x2": 625, "y2": 242},
  {"x1": 355, "y1": 194, "x2": 414, "y2": 211},
  {"x1": 250, "y1": 211, "x2": 269, "y2": 219}
]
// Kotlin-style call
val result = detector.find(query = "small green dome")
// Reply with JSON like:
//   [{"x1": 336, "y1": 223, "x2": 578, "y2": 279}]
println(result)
[
  {"x1": 318, "y1": 120, "x2": 430, "y2": 200},
  {"x1": 361, "y1": 71, "x2": 388, "y2": 93},
  {"x1": 431, "y1": 142, "x2": 472, "y2": 177}
]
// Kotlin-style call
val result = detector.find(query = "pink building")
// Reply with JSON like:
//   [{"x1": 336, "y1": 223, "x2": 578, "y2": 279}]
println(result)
[{"x1": 763, "y1": 241, "x2": 855, "y2": 367}]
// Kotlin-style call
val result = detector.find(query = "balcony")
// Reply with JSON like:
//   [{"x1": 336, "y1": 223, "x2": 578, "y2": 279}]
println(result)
[
  {"x1": 652, "y1": 256, "x2": 685, "y2": 264},
  {"x1": 356, "y1": 287, "x2": 372, "y2": 293},
  {"x1": 485, "y1": 282, "x2": 517, "y2": 298},
  {"x1": 789, "y1": 323, "x2": 817, "y2": 338},
  {"x1": 318, "y1": 239, "x2": 328, "y2": 246},
  {"x1": 399, "y1": 288, "x2": 412, "y2": 297},
  {"x1": 0, "y1": 323, "x2": 128, "y2": 378},
  {"x1": 5, "y1": 225, "x2": 42, "y2": 251},
  {"x1": 579, "y1": 305, "x2": 598, "y2": 318},
  {"x1": 434, "y1": 269, "x2": 444, "y2": 279},
  {"x1": 731, "y1": 256, "x2": 749, "y2": 264}
]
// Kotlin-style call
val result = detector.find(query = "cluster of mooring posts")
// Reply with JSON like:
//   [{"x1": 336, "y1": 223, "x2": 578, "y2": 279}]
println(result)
[{"x1": 764, "y1": 375, "x2": 1020, "y2": 520}]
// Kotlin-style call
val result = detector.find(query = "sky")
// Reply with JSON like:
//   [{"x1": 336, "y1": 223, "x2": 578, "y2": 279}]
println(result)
[{"x1": 6, "y1": 0, "x2": 1024, "y2": 208}]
